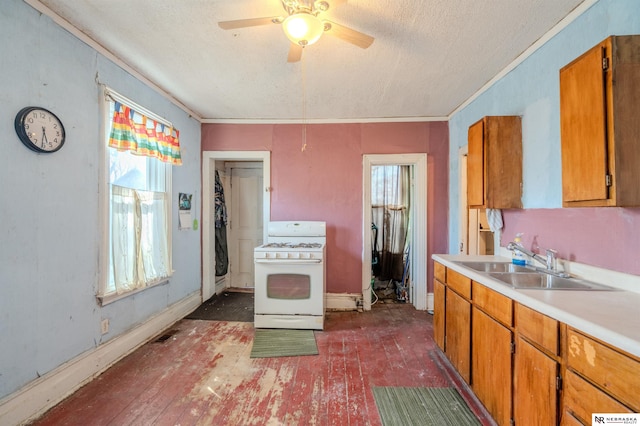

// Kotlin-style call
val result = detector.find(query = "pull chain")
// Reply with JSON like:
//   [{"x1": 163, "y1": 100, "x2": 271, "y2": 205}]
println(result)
[{"x1": 301, "y1": 48, "x2": 307, "y2": 152}]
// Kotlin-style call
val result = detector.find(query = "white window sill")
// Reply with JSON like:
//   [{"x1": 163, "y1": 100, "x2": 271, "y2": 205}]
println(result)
[{"x1": 97, "y1": 278, "x2": 170, "y2": 306}]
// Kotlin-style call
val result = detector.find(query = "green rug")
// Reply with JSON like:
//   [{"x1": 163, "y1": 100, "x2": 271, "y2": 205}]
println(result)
[
  {"x1": 250, "y1": 329, "x2": 319, "y2": 358},
  {"x1": 372, "y1": 387, "x2": 481, "y2": 426}
]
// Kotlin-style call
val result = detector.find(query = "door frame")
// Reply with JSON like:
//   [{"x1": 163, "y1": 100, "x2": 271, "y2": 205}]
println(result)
[
  {"x1": 459, "y1": 146, "x2": 469, "y2": 254},
  {"x1": 202, "y1": 151, "x2": 271, "y2": 301},
  {"x1": 362, "y1": 154, "x2": 428, "y2": 311},
  {"x1": 459, "y1": 146, "x2": 501, "y2": 255}
]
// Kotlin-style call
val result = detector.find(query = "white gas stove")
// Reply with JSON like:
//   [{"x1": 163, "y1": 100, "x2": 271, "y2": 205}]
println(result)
[{"x1": 254, "y1": 221, "x2": 326, "y2": 330}]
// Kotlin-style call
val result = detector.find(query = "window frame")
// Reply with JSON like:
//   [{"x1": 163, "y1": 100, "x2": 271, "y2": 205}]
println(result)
[{"x1": 98, "y1": 86, "x2": 173, "y2": 305}]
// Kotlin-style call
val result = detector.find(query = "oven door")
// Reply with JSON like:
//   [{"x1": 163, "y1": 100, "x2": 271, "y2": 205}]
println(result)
[{"x1": 254, "y1": 258, "x2": 324, "y2": 315}]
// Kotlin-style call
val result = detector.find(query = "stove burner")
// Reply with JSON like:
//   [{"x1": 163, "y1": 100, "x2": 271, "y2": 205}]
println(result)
[
  {"x1": 296, "y1": 243, "x2": 322, "y2": 248},
  {"x1": 261, "y1": 242, "x2": 322, "y2": 249}
]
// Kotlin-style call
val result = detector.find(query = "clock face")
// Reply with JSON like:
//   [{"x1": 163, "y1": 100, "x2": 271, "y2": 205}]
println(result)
[{"x1": 14, "y1": 107, "x2": 66, "y2": 153}]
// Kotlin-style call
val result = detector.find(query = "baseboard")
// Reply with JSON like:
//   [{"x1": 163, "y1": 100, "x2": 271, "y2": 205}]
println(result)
[
  {"x1": 215, "y1": 276, "x2": 227, "y2": 294},
  {"x1": 427, "y1": 292, "x2": 434, "y2": 311},
  {"x1": 0, "y1": 292, "x2": 201, "y2": 426},
  {"x1": 326, "y1": 293, "x2": 361, "y2": 311}
]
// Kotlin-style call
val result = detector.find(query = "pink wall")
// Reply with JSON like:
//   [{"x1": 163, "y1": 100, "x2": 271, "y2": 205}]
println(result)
[
  {"x1": 502, "y1": 208, "x2": 640, "y2": 275},
  {"x1": 202, "y1": 122, "x2": 449, "y2": 294}
]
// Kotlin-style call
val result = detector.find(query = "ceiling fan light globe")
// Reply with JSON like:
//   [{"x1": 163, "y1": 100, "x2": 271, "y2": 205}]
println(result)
[{"x1": 283, "y1": 13, "x2": 323, "y2": 46}]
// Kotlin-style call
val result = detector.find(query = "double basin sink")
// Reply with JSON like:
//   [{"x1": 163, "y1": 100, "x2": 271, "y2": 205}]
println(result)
[{"x1": 452, "y1": 261, "x2": 616, "y2": 291}]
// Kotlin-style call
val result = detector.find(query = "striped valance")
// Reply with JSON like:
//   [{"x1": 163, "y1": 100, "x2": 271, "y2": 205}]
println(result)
[{"x1": 108, "y1": 101, "x2": 182, "y2": 165}]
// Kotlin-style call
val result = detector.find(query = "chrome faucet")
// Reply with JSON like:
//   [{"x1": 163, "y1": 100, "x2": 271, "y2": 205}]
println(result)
[
  {"x1": 506, "y1": 241, "x2": 545, "y2": 265},
  {"x1": 545, "y1": 248, "x2": 557, "y2": 271},
  {"x1": 507, "y1": 242, "x2": 569, "y2": 277}
]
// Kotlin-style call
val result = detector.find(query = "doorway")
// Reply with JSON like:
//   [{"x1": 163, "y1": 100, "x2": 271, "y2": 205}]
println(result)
[
  {"x1": 362, "y1": 154, "x2": 428, "y2": 311},
  {"x1": 202, "y1": 151, "x2": 271, "y2": 302},
  {"x1": 370, "y1": 165, "x2": 412, "y2": 303},
  {"x1": 226, "y1": 162, "x2": 264, "y2": 288}
]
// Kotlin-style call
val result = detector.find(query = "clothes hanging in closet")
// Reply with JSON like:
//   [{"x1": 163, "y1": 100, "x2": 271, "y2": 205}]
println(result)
[{"x1": 215, "y1": 170, "x2": 229, "y2": 276}]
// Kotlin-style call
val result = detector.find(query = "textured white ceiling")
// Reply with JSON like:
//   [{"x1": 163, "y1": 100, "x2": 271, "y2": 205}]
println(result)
[{"x1": 33, "y1": 0, "x2": 587, "y2": 121}]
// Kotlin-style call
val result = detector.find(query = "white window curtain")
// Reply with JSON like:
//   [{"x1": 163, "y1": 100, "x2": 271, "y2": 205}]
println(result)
[{"x1": 110, "y1": 185, "x2": 170, "y2": 294}]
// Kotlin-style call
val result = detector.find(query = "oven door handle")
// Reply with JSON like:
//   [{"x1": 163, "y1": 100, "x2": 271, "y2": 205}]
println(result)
[{"x1": 255, "y1": 259, "x2": 322, "y2": 264}]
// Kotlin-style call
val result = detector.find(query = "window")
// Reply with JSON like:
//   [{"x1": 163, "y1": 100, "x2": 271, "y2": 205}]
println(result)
[
  {"x1": 100, "y1": 88, "x2": 180, "y2": 300},
  {"x1": 371, "y1": 165, "x2": 408, "y2": 209}
]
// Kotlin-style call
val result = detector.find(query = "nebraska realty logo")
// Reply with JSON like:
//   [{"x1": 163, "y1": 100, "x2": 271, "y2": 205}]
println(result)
[{"x1": 593, "y1": 414, "x2": 639, "y2": 424}]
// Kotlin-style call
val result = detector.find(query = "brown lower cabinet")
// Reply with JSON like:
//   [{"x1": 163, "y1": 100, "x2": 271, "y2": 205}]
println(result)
[
  {"x1": 445, "y1": 288, "x2": 471, "y2": 383},
  {"x1": 472, "y1": 308, "x2": 512, "y2": 426},
  {"x1": 561, "y1": 370, "x2": 632, "y2": 425},
  {"x1": 433, "y1": 261, "x2": 640, "y2": 426},
  {"x1": 513, "y1": 335, "x2": 558, "y2": 425},
  {"x1": 562, "y1": 327, "x2": 640, "y2": 423},
  {"x1": 513, "y1": 303, "x2": 560, "y2": 426}
]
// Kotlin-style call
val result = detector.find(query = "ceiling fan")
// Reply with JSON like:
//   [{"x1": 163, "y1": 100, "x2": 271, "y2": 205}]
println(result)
[{"x1": 218, "y1": 0, "x2": 374, "y2": 62}]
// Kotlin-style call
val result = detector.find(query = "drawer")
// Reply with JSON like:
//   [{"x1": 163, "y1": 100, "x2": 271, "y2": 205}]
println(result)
[
  {"x1": 566, "y1": 328, "x2": 640, "y2": 411},
  {"x1": 447, "y1": 268, "x2": 471, "y2": 299},
  {"x1": 472, "y1": 281, "x2": 512, "y2": 326},
  {"x1": 515, "y1": 303, "x2": 559, "y2": 355},
  {"x1": 434, "y1": 261, "x2": 446, "y2": 283},
  {"x1": 562, "y1": 370, "x2": 632, "y2": 425}
]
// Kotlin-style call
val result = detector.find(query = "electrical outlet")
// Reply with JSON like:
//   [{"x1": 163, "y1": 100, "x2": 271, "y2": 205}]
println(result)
[{"x1": 101, "y1": 318, "x2": 109, "y2": 335}]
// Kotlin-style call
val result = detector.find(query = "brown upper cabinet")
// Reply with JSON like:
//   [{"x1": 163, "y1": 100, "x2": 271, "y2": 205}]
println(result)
[
  {"x1": 560, "y1": 35, "x2": 640, "y2": 207},
  {"x1": 467, "y1": 116, "x2": 523, "y2": 209}
]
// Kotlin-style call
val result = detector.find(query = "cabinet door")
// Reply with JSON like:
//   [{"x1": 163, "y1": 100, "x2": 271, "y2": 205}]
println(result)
[
  {"x1": 513, "y1": 336, "x2": 558, "y2": 426},
  {"x1": 467, "y1": 116, "x2": 522, "y2": 209},
  {"x1": 468, "y1": 119, "x2": 485, "y2": 207},
  {"x1": 433, "y1": 278, "x2": 446, "y2": 351},
  {"x1": 445, "y1": 289, "x2": 471, "y2": 383},
  {"x1": 560, "y1": 41, "x2": 609, "y2": 204},
  {"x1": 472, "y1": 307, "x2": 512, "y2": 426},
  {"x1": 562, "y1": 370, "x2": 632, "y2": 425}
]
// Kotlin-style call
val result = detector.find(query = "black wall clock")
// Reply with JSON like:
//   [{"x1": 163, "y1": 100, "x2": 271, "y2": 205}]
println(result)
[{"x1": 14, "y1": 106, "x2": 66, "y2": 153}]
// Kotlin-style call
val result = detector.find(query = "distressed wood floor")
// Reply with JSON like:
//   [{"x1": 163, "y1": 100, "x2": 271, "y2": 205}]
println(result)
[{"x1": 30, "y1": 302, "x2": 494, "y2": 425}]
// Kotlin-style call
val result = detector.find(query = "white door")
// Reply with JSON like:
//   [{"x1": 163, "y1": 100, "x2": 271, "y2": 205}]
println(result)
[{"x1": 228, "y1": 164, "x2": 264, "y2": 288}]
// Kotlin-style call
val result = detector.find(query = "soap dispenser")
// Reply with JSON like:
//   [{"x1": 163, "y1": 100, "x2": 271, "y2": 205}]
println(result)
[{"x1": 512, "y1": 233, "x2": 526, "y2": 265}]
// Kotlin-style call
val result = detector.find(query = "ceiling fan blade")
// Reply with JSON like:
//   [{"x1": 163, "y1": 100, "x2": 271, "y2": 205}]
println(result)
[
  {"x1": 323, "y1": 20, "x2": 374, "y2": 49},
  {"x1": 218, "y1": 16, "x2": 282, "y2": 30},
  {"x1": 287, "y1": 43, "x2": 303, "y2": 63}
]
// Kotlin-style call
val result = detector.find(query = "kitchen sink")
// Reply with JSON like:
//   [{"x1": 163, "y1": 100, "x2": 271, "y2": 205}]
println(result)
[
  {"x1": 487, "y1": 272, "x2": 617, "y2": 291},
  {"x1": 453, "y1": 261, "x2": 532, "y2": 273}
]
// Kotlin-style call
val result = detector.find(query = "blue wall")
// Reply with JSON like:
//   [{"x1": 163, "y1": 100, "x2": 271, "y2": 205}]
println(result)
[
  {"x1": 0, "y1": 0, "x2": 201, "y2": 399},
  {"x1": 448, "y1": 0, "x2": 640, "y2": 253}
]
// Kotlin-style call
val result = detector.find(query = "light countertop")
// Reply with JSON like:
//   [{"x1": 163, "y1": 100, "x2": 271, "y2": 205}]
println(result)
[{"x1": 433, "y1": 254, "x2": 640, "y2": 358}]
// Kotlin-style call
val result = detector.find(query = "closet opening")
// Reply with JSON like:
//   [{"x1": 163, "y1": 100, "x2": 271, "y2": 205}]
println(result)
[
  {"x1": 362, "y1": 153, "x2": 428, "y2": 311},
  {"x1": 370, "y1": 165, "x2": 412, "y2": 303}
]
